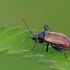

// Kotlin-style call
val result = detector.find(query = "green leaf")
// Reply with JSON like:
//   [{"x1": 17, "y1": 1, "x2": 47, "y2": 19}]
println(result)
[
  {"x1": 0, "y1": 25, "x2": 7, "y2": 34},
  {"x1": 0, "y1": 26, "x2": 70, "y2": 70}
]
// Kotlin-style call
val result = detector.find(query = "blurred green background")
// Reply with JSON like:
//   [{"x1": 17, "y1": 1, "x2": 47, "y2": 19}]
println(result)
[{"x1": 0, "y1": 0, "x2": 70, "y2": 70}]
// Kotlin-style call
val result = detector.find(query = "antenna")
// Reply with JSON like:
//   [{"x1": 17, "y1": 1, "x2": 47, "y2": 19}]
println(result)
[{"x1": 12, "y1": 4, "x2": 34, "y2": 36}]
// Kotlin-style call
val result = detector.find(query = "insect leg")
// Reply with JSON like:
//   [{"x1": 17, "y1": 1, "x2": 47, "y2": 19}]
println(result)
[
  {"x1": 32, "y1": 42, "x2": 36, "y2": 50},
  {"x1": 35, "y1": 40, "x2": 38, "y2": 53},
  {"x1": 32, "y1": 41, "x2": 44, "y2": 53},
  {"x1": 44, "y1": 24, "x2": 52, "y2": 31},
  {"x1": 46, "y1": 43, "x2": 49, "y2": 52},
  {"x1": 32, "y1": 42, "x2": 35, "y2": 50},
  {"x1": 51, "y1": 44, "x2": 63, "y2": 52},
  {"x1": 44, "y1": 25, "x2": 48, "y2": 31},
  {"x1": 46, "y1": 43, "x2": 56, "y2": 67},
  {"x1": 22, "y1": 37, "x2": 32, "y2": 52},
  {"x1": 63, "y1": 50, "x2": 67, "y2": 59},
  {"x1": 46, "y1": 43, "x2": 51, "y2": 59},
  {"x1": 32, "y1": 41, "x2": 38, "y2": 53}
]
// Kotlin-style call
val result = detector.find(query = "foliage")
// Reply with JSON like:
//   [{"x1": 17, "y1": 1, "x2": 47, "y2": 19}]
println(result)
[{"x1": 0, "y1": 26, "x2": 70, "y2": 70}]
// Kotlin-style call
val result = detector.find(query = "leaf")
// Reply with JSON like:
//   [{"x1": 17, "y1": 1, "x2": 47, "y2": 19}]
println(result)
[
  {"x1": 0, "y1": 25, "x2": 7, "y2": 34},
  {"x1": 0, "y1": 26, "x2": 70, "y2": 70}
]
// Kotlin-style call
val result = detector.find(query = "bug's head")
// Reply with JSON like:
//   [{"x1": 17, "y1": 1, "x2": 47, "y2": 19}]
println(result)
[
  {"x1": 32, "y1": 31, "x2": 45, "y2": 41},
  {"x1": 32, "y1": 34, "x2": 38, "y2": 41}
]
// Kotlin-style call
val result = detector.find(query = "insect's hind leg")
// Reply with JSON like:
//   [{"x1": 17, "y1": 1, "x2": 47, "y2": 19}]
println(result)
[
  {"x1": 44, "y1": 25, "x2": 48, "y2": 31},
  {"x1": 44, "y1": 24, "x2": 52, "y2": 31},
  {"x1": 63, "y1": 51, "x2": 67, "y2": 59},
  {"x1": 51, "y1": 44, "x2": 67, "y2": 59},
  {"x1": 61, "y1": 48, "x2": 67, "y2": 59}
]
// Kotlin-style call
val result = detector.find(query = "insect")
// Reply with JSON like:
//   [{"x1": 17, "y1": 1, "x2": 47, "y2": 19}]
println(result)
[{"x1": 12, "y1": 4, "x2": 70, "y2": 59}]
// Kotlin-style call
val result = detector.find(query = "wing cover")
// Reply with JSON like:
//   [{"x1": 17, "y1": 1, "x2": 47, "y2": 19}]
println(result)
[{"x1": 44, "y1": 31, "x2": 69, "y2": 46}]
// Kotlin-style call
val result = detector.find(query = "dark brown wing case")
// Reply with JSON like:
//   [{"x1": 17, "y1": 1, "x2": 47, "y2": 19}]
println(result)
[{"x1": 44, "y1": 31, "x2": 69, "y2": 46}]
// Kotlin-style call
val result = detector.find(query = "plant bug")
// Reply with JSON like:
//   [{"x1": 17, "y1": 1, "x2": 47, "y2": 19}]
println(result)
[{"x1": 12, "y1": 4, "x2": 70, "y2": 60}]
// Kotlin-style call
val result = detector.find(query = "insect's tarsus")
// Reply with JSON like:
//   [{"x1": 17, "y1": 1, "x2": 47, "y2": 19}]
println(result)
[{"x1": 12, "y1": 4, "x2": 34, "y2": 36}]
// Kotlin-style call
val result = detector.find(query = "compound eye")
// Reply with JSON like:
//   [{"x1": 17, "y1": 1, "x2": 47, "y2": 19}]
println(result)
[{"x1": 36, "y1": 35, "x2": 38, "y2": 39}]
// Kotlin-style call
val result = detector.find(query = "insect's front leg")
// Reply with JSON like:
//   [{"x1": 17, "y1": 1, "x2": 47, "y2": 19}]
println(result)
[
  {"x1": 32, "y1": 40, "x2": 44, "y2": 53},
  {"x1": 32, "y1": 41, "x2": 38, "y2": 53},
  {"x1": 32, "y1": 42, "x2": 36, "y2": 50}
]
